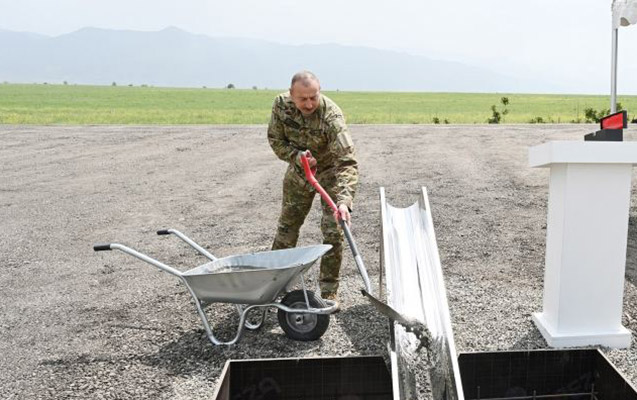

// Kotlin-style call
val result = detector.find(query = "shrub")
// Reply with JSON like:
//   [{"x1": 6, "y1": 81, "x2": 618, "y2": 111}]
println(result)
[
  {"x1": 227, "y1": 83, "x2": 235, "y2": 89},
  {"x1": 488, "y1": 97, "x2": 510, "y2": 124},
  {"x1": 584, "y1": 102, "x2": 623, "y2": 123},
  {"x1": 529, "y1": 116, "x2": 544, "y2": 124}
]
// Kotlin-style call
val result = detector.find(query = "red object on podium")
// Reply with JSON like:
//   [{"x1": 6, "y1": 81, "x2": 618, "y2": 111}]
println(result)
[{"x1": 600, "y1": 110, "x2": 627, "y2": 130}]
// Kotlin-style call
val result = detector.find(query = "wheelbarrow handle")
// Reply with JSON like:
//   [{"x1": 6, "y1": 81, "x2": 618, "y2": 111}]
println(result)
[
  {"x1": 300, "y1": 152, "x2": 373, "y2": 295},
  {"x1": 93, "y1": 242, "x2": 184, "y2": 277},
  {"x1": 93, "y1": 243, "x2": 112, "y2": 251},
  {"x1": 156, "y1": 228, "x2": 217, "y2": 261}
]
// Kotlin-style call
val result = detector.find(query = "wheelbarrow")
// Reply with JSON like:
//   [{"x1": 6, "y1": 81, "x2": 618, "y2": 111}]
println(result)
[{"x1": 93, "y1": 229, "x2": 338, "y2": 345}]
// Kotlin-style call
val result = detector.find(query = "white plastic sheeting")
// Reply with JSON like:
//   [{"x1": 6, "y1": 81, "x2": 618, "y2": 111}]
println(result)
[
  {"x1": 380, "y1": 187, "x2": 463, "y2": 400},
  {"x1": 613, "y1": 0, "x2": 637, "y2": 28}
]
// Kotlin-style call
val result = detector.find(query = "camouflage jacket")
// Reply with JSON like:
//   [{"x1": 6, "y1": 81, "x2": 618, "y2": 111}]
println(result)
[{"x1": 267, "y1": 92, "x2": 358, "y2": 210}]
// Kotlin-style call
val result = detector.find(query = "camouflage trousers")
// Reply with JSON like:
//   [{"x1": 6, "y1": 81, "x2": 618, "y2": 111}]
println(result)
[{"x1": 272, "y1": 166, "x2": 344, "y2": 295}]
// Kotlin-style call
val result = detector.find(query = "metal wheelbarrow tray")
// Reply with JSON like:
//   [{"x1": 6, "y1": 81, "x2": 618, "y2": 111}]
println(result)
[{"x1": 94, "y1": 229, "x2": 338, "y2": 345}]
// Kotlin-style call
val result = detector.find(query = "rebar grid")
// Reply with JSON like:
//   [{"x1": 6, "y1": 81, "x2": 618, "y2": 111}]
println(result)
[{"x1": 469, "y1": 384, "x2": 598, "y2": 400}]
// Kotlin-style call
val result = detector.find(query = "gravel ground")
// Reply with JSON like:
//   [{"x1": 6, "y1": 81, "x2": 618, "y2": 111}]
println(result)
[{"x1": 0, "y1": 124, "x2": 635, "y2": 399}]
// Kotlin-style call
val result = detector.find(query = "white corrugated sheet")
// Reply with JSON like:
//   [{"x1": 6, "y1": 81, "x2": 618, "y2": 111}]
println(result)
[{"x1": 380, "y1": 187, "x2": 464, "y2": 400}]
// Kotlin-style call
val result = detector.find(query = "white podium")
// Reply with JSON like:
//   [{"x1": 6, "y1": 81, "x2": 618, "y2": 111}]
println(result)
[{"x1": 529, "y1": 141, "x2": 637, "y2": 348}]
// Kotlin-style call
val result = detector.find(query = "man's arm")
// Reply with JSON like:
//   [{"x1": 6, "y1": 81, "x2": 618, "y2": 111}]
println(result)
[
  {"x1": 327, "y1": 113, "x2": 358, "y2": 212},
  {"x1": 267, "y1": 100, "x2": 299, "y2": 164}
]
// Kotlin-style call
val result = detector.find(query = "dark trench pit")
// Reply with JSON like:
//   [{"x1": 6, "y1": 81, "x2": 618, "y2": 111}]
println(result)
[
  {"x1": 213, "y1": 349, "x2": 637, "y2": 400},
  {"x1": 458, "y1": 349, "x2": 637, "y2": 400}
]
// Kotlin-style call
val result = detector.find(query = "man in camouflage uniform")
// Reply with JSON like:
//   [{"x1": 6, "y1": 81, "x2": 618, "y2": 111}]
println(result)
[{"x1": 268, "y1": 71, "x2": 358, "y2": 302}]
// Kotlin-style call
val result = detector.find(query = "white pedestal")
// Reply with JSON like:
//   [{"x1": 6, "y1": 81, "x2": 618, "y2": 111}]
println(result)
[{"x1": 529, "y1": 141, "x2": 637, "y2": 349}]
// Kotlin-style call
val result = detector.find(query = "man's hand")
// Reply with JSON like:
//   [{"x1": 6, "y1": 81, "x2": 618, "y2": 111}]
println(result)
[
  {"x1": 303, "y1": 150, "x2": 317, "y2": 169},
  {"x1": 336, "y1": 204, "x2": 351, "y2": 226}
]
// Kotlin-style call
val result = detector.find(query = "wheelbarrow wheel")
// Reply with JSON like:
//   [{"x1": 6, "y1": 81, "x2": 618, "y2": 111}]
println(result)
[{"x1": 277, "y1": 290, "x2": 329, "y2": 341}]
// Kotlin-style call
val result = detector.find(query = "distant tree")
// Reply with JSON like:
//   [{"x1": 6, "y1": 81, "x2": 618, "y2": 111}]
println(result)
[
  {"x1": 141, "y1": 84, "x2": 148, "y2": 87},
  {"x1": 63, "y1": 81, "x2": 68, "y2": 85},
  {"x1": 202, "y1": 86, "x2": 207, "y2": 89},
  {"x1": 500, "y1": 97, "x2": 510, "y2": 122},
  {"x1": 112, "y1": 82, "x2": 117, "y2": 86},
  {"x1": 488, "y1": 105, "x2": 501, "y2": 124},
  {"x1": 584, "y1": 103, "x2": 622, "y2": 123},
  {"x1": 252, "y1": 86, "x2": 258, "y2": 90},
  {"x1": 529, "y1": 116, "x2": 545, "y2": 124},
  {"x1": 128, "y1": 84, "x2": 133, "y2": 87},
  {"x1": 488, "y1": 97, "x2": 510, "y2": 124},
  {"x1": 226, "y1": 83, "x2": 235, "y2": 89},
  {"x1": 584, "y1": 108, "x2": 598, "y2": 123}
]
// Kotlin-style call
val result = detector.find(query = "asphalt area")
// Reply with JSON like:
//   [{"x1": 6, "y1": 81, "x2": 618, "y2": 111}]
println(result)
[{"x1": 1, "y1": 125, "x2": 635, "y2": 399}]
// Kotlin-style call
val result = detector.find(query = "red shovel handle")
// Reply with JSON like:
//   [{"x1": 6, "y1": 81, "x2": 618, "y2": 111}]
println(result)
[
  {"x1": 299, "y1": 151, "x2": 373, "y2": 295},
  {"x1": 300, "y1": 151, "x2": 339, "y2": 214}
]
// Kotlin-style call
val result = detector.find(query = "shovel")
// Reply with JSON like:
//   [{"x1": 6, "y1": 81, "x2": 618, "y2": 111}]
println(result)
[
  {"x1": 299, "y1": 151, "x2": 430, "y2": 343},
  {"x1": 299, "y1": 151, "x2": 372, "y2": 295}
]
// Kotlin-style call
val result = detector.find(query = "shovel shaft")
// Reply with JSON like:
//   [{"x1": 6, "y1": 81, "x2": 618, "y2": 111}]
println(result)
[
  {"x1": 341, "y1": 220, "x2": 373, "y2": 295},
  {"x1": 300, "y1": 152, "x2": 373, "y2": 295}
]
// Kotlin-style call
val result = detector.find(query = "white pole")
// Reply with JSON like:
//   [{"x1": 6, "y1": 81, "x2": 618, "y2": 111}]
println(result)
[{"x1": 611, "y1": 27, "x2": 619, "y2": 113}]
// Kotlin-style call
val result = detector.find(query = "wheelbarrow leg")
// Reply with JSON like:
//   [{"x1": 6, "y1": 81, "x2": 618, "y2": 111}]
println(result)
[
  {"x1": 236, "y1": 305, "x2": 266, "y2": 331},
  {"x1": 182, "y1": 282, "x2": 248, "y2": 345},
  {"x1": 181, "y1": 281, "x2": 267, "y2": 345}
]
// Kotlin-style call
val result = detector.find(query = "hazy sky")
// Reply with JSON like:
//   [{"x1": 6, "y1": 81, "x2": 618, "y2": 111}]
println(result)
[{"x1": 1, "y1": 0, "x2": 636, "y2": 94}]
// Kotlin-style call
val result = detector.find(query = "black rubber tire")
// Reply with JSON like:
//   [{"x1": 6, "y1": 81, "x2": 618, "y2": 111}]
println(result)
[{"x1": 277, "y1": 290, "x2": 329, "y2": 341}]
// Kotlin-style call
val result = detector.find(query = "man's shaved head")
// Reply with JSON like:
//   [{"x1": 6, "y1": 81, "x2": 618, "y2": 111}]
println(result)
[{"x1": 291, "y1": 71, "x2": 320, "y2": 88}]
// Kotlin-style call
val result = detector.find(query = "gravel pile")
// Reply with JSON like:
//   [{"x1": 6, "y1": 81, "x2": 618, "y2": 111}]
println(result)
[{"x1": 0, "y1": 125, "x2": 635, "y2": 399}]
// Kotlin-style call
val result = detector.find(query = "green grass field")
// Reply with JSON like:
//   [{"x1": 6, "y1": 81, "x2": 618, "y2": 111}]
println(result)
[{"x1": 1, "y1": 83, "x2": 636, "y2": 124}]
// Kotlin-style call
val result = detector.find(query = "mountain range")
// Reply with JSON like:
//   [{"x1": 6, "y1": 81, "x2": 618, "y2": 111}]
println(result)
[{"x1": 0, "y1": 26, "x2": 553, "y2": 92}]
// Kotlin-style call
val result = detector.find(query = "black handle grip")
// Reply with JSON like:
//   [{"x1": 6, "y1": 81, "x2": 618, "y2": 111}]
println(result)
[
  {"x1": 157, "y1": 229, "x2": 171, "y2": 235},
  {"x1": 93, "y1": 243, "x2": 112, "y2": 251}
]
